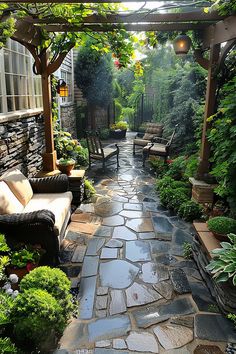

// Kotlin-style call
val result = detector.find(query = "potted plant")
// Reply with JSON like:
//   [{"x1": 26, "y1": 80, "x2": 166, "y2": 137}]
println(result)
[
  {"x1": 109, "y1": 121, "x2": 128, "y2": 139},
  {"x1": 56, "y1": 157, "x2": 75, "y2": 176},
  {"x1": 6, "y1": 247, "x2": 42, "y2": 280},
  {"x1": 207, "y1": 216, "x2": 236, "y2": 241}
]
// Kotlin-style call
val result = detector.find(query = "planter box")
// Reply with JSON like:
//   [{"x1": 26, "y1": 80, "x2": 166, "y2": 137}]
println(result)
[
  {"x1": 109, "y1": 129, "x2": 127, "y2": 139},
  {"x1": 189, "y1": 177, "x2": 217, "y2": 204}
]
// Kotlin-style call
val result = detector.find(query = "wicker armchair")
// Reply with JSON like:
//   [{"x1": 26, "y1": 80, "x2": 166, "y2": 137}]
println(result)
[{"x1": 0, "y1": 174, "x2": 70, "y2": 265}]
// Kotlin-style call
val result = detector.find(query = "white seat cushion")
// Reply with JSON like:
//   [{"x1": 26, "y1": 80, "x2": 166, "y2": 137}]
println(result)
[
  {"x1": 23, "y1": 191, "x2": 72, "y2": 235},
  {"x1": 0, "y1": 181, "x2": 24, "y2": 215}
]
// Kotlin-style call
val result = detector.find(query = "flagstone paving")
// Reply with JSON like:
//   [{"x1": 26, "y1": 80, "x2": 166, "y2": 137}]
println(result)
[{"x1": 57, "y1": 133, "x2": 233, "y2": 353}]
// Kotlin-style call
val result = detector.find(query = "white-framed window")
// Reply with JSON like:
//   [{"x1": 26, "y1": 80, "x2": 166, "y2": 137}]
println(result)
[{"x1": 0, "y1": 39, "x2": 43, "y2": 115}]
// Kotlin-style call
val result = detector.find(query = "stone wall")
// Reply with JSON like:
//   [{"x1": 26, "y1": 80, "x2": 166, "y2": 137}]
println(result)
[
  {"x1": 0, "y1": 114, "x2": 45, "y2": 177},
  {"x1": 60, "y1": 103, "x2": 77, "y2": 137}
]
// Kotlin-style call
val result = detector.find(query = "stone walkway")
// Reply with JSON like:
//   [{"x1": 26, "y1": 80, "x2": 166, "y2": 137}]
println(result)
[{"x1": 57, "y1": 133, "x2": 236, "y2": 354}]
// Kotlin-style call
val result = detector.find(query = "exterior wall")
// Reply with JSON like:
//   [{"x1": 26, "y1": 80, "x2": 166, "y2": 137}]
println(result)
[
  {"x1": 0, "y1": 114, "x2": 45, "y2": 177},
  {"x1": 60, "y1": 103, "x2": 77, "y2": 136}
]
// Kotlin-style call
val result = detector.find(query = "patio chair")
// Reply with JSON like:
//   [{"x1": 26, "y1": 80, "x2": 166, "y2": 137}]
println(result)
[
  {"x1": 133, "y1": 122, "x2": 163, "y2": 155},
  {"x1": 85, "y1": 131, "x2": 120, "y2": 170},
  {"x1": 142, "y1": 124, "x2": 178, "y2": 166}
]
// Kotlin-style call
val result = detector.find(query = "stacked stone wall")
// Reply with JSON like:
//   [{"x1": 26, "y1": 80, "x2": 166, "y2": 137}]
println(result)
[
  {"x1": 0, "y1": 114, "x2": 45, "y2": 177},
  {"x1": 60, "y1": 104, "x2": 77, "y2": 137}
]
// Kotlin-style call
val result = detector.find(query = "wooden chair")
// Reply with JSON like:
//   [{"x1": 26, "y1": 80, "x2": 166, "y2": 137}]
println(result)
[
  {"x1": 142, "y1": 124, "x2": 178, "y2": 166},
  {"x1": 85, "y1": 131, "x2": 119, "y2": 170},
  {"x1": 133, "y1": 122, "x2": 163, "y2": 155}
]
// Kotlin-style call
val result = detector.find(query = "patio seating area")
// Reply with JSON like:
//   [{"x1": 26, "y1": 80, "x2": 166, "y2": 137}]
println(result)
[{"x1": 57, "y1": 133, "x2": 235, "y2": 353}]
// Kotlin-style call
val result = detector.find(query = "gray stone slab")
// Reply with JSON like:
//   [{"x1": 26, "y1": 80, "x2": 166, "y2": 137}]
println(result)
[
  {"x1": 100, "y1": 248, "x2": 118, "y2": 259},
  {"x1": 99, "y1": 260, "x2": 139, "y2": 289},
  {"x1": 97, "y1": 287, "x2": 108, "y2": 295},
  {"x1": 71, "y1": 245, "x2": 86, "y2": 263},
  {"x1": 154, "y1": 254, "x2": 177, "y2": 266},
  {"x1": 126, "y1": 240, "x2": 151, "y2": 262},
  {"x1": 190, "y1": 282, "x2": 216, "y2": 311},
  {"x1": 96, "y1": 295, "x2": 108, "y2": 310},
  {"x1": 96, "y1": 310, "x2": 107, "y2": 318},
  {"x1": 124, "y1": 203, "x2": 142, "y2": 211},
  {"x1": 88, "y1": 315, "x2": 131, "y2": 342},
  {"x1": 149, "y1": 240, "x2": 171, "y2": 254},
  {"x1": 112, "y1": 195, "x2": 129, "y2": 203},
  {"x1": 86, "y1": 238, "x2": 105, "y2": 256},
  {"x1": 105, "y1": 239, "x2": 123, "y2": 248},
  {"x1": 102, "y1": 215, "x2": 125, "y2": 227},
  {"x1": 126, "y1": 218, "x2": 154, "y2": 232},
  {"x1": 171, "y1": 229, "x2": 193, "y2": 256},
  {"x1": 126, "y1": 282, "x2": 162, "y2": 307},
  {"x1": 109, "y1": 290, "x2": 126, "y2": 315},
  {"x1": 95, "y1": 340, "x2": 111, "y2": 347},
  {"x1": 94, "y1": 226, "x2": 113, "y2": 238},
  {"x1": 95, "y1": 201, "x2": 123, "y2": 217},
  {"x1": 58, "y1": 319, "x2": 89, "y2": 350},
  {"x1": 170, "y1": 316, "x2": 194, "y2": 328},
  {"x1": 119, "y1": 210, "x2": 149, "y2": 218},
  {"x1": 81, "y1": 256, "x2": 99, "y2": 277},
  {"x1": 152, "y1": 215, "x2": 174, "y2": 240},
  {"x1": 95, "y1": 350, "x2": 130, "y2": 354},
  {"x1": 195, "y1": 314, "x2": 236, "y2": 342},
  {"x1": 112, "y1": 226, "x2": 137, "y2": 240},
  {"x1": 113, "y1": 339, "x2": 127, "y2": 349},
  {"x1": 78, "y1": 276, "x2": 97, "y2": 320},
  {"x1": 153, "y1": 324, "x2": 193, "y2": 350},
  {"x1": 138, "y1": 232, "x2": 156, "y2": 240},
  {"x1": 140, "y1": 262, "x2": 169, "y2": 284},
  {"x1": 133, "y1": 298, "x2": 196, "y2": 328},
  {"x1": 170, "y1": 269, "x2": 191, "y2": 294},
  {"x1": 143, "y1": 202, "x2": 159, "y2": 212},
  {"x1": 126, "y1": 331, "x2": 159, "y2": 353},
  {"x1": 153, "y1": 280, "x2": 174, "y2": 300}
]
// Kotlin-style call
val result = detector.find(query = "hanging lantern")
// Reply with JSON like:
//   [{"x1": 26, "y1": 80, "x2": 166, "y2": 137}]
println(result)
[
  {"x1": 56, "y1": 79, "x2": 69, "y2": 97},
  {"x1": 173, "y1": 34, "x2": 192, "y2": 56}
]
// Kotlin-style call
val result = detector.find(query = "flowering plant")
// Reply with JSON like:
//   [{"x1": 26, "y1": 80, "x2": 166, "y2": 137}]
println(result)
[{"x1": 110, "y1": 121, "x2": 128, "y2": 131}]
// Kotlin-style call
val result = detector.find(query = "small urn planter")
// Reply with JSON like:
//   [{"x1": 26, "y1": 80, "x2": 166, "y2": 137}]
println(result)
[{"x1": 56, "y1": 158, "x2": 75, "y2": 176}]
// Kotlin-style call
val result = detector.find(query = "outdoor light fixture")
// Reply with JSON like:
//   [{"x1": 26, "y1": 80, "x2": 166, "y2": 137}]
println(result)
[
  {"x1": 173, "y1": 34, "x2": 192, "y2": 56},
  {"x1": 56, "y1": 79, "x2": 69, "y2": 97}
]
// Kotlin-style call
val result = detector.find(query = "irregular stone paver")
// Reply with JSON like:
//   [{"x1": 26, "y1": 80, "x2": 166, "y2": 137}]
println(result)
[
  {"x1": 126, "y1": 218, "x2": 154, "y2": 232},
  {"x1": 170, "y1": 316, "x2": 194, "y2": 328},
  {"x1": 96, "y1": 296, "x2": 108, "y2": 310},
  {"x1": 76, "y1": 203, "x2": 95, "y2": 213},
  {"x1": 194, "y1": 345, "x2": 224, "y2": 354},
  {"x1": 126, "y1": 282, "x2": 162, "y2": 307},
  {"x1": 86, "y1": 238, "x2": 105, "y2": 256},
  {"x1": 112, "y1": 226, "x2": 137, "y2": 240},
  {"x1": 94, "y1": 226, "x2": 113, "y2": 238},
  {"x1": 95, "y1": 201, "x2": 123, "y2": 217},
  {"x1": 155, "y1": 254, "x2": 177, "y2": 266},
  {"x1": 113, "y1": 338, "x2": 127, "y2": 349},
  {"x1": 94, "y1": 349, "x2": 130, "y2": 354},
  {"x1": 133, "y1": 298, "x2": 196, "y2": 328},
  {"x1": 105, "y1": 239, "x2": 123, "y2": 248},
  {"x1": 138, "y1": 232, "x2": 156, "y2": 240},
  {"x1": 58, "y1": 319, "x2": 89, "y2": 350},
  {"x1": 126, "y1": 240, "x2": 151, "y2": 262},
  {"x1": 100, "y1": 248, "x2": 118, "y2": 259},
  {"x1": 170, "y1": 269, "x2": 191, "y2": 294},
  {"x1": 190, "y1": 282, "x2": 216, "y2": 311},
  {"x1": 120, "y1": 210, "x2": 149, "y2": 218},
  {"x1": 109, "y1": 290, "x2": 126, "y2": 315},
  {"x1": 81, "y1": 256, "x2": 99, "y2": 277},
  {"x1": 126, "y1": 332, "x2": 159, "y2": 353},
  {"x1": 153, "y1": 280, "x2": 174, "y2": 300},
  {"x1": 112, "y1": 195, "x2": 129, "y2": 203},
  {"x1": 102, "y1": 215, "x2": 125, "y2": 227},
  {"x1": 96, "y1": 310, "x2": 107, "y2": 318},
  {"x1": 71, "y1": 245, "x2": 86, "y2": 263},
  {"x1": 88, "y1": 315, "x2": 131, "y2": 342},
  {"x1": 100, "y1": 260, "x2": 139, "y2": 289},
  {"x1": 140, "y1": 262, "x2": 169, "y2": 283},
  {"x1": 97, "y1": 287, "x2": 108, "y2": 295},
  {"x1": 152, "y1": 215, "x2": 174, "y2": 240},
  {"x1": 195, "y1": 314, "x2": 236, "y2": 342},
  {"x1": 95, "y1": 340, "x2": 111, "y2": 347},
  {"x1": 68, "y1": 222, "x2": 98, "y2": 235},
  {"x1": 153, "y1": 324, "x2": 193, "y2": 350},
  {"x1": 171, "y1": 229, "x2": 193, "y2": 256},
  {"x1": 149, "y1": 240, "x2": 171, "y2": 254},
  {"x1": 79, "y1": 276, "x2": 97, "y2": 320},
  {"x1": 124, "y1": 203, "x2": 142, "y2": 211}
]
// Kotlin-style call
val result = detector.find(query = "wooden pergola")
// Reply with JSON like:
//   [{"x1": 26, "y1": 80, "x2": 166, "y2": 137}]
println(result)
[{"x1": 4, "y1": 3, "x2": 236, "y2": 180}]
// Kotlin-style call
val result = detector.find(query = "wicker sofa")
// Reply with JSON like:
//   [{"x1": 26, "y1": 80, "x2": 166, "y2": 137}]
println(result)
[{"x1": 0, "y1": 169, "x2": 72, "y2": 265}]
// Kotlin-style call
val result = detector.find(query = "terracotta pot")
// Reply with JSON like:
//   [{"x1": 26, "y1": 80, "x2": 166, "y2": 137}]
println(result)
[{"x1": 56, "y1": 162, "x2": 75, "y2": 176}]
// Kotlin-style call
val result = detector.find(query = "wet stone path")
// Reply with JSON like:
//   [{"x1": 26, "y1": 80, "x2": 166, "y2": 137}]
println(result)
[{"x1": 57, "y1": 133, "x2": 236, "y2": 354}]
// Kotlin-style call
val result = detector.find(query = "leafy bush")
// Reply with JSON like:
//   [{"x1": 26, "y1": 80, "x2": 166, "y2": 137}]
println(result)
[
  {"x1": 0, "y1": 234, "x2": 10, "y2": 254},
  {"x1": 20, "y1": 266, "x2": 74, "y2": 318},
  {"x1": 184, "y1": 155, "x2": 199, "y2": 179},
  {"x1": 156, "y1": 176, "x2": 175, "y2": 190},
  {"x1": 0, "y1": 256, "x2": 10, "y2": 282},
  {"x1": 110, "y1": 121, "x2": 128, "y2": 131},
  {"x1": 150, "y1": 158, "x2": 168, "y2": 178},
  {"x1": 0, "y1": 291, "x2": 14, "y2": 326},
  {"x1": 11, "y1": 289, "x2": 66, "y2": 346},
  {"x1": 10, "y1": 248, "x2": 41, "y2": 269},
  {"x1": 183, "y1": 242, "x2": 192, "y2": 259},
  {"x1": 207, "y1": 217, "x2": 236, "y2": 235},
  {"x1": 206, "y1": 233, "x2": 236, "y2": 284},
  {"x1": 165, "y1": 156, "x2": 187, "y2": 180},
  {"x1": 166, "y1": 189, "x2": 189, "y2": 211},
  {"x1": 0, "y1": 338, "x2": 17, "y2": 353},
  {"x1": 84, "y1": 179, "x2": 96, "y2": 200},
  {"x1": 178, "y1": 200, "x2": 203, "y2": 221},
  {"x1": 99, "y1": 128, "x2": 110, "y2": 140}
]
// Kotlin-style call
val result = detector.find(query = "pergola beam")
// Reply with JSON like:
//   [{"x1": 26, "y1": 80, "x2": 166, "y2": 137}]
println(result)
[
  {"x1": 26, "y1": 11, "x2": 224, "y2": 25},
  {"x1": 44, "y1": 23, "x2": 210, "y2": 32}
]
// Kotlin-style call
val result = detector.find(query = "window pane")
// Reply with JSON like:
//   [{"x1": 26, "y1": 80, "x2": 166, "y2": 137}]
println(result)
[
  {"x1": 5, "y1": 74, "x2": 11, "y2": 95},
  {"x1": 7, "y1": 97, "x2": 14, "y2": 111},
  {"x1": 4, "y1": 51, "x2": 10, "y2": 72}
]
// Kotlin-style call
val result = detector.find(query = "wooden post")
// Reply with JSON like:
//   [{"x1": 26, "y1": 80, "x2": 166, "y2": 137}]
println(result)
[
  {"x1": 197, "y1": 43, "x2": 220, "y2": 180},
  {"x1": 41, "y1": 50, "x2": 57, "y2": 171}
]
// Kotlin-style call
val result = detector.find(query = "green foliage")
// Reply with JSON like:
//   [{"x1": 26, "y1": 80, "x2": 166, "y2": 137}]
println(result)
[
  {"x1": 110, "y1": 121, "x2": 128, "y2": 131},
  {"x1": 159, "y1": 187, "x2": 188, "y2": 210},
  {"x1": 156, "y1": 176, "x2": 175, "y2": 190},
  {"x1": 84, "y1": 179, "x2": 96, "y2": 200},
  {"x1": 0, "y1": 337, "x2": 17, "y2": 354},
  {"x1": 75, "y1": 40, "x2": 113, "y2": 108},
  {"x1": 207, "y1": 217, "x2": 236, "y2": 235},
  {"x1": 178, "y1": 200, "x2": 203, "y2": 222},
  {"x1": 165, "y1": 156, "x2": 187, "y2": 180},
  {"x1": 114, "y1": 100, "x2": 122, "y2": 120},
  {"x1": 150, "y1": 158, "x2": 168, "y2": 178},
  {"x1": 183, "y1": 242, "x2": 192, "y2": 259},
  {"x1": 20, "y1": 266, "x2": 73, "y2": 319},
  {"x1": 184, "y1": 155, "x2": 199, "y2": 179},
  {"x1": 0, "y1": 291, "x2": 14, "y2": 326},
  {"x1": 228, "y1": 313, "x2": 236, "y2": 327},
  {"x1": 0, "y1": 234, "x2": 10, "y2": 253},
  {"x1": 0, "y1": 255, "x2": 10, "y2": 282},
  {"x1": 99, "y1": 128, "x2": 110, "y2": 140},
  {"x1": 10, "y1": 248, "x2": 41, "y2": 269},
  {"x1": 57, "y1": 157, "x2": 75, "y2": 166},
  {"x1": 11, "y1": 289, "x2": 67, "y2": 346},
  {"x1": 206, "y1": 233, "x2": 236, "y2": 284},
  {"x1": 207, "y1": 77, "x2": 236, "y2": 214}
]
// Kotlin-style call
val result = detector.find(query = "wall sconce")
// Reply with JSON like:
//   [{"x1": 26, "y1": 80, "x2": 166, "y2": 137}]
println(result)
[
  {"x1": 173, "y1": 34, "x2": 192, "y2": 56},
  {"x1": 56, "y1": 79, "x2": 69, "y2": 97}
]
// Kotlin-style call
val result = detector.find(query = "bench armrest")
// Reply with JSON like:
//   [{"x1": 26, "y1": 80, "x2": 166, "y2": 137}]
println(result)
[
  {"x1": 152, "y1": 137, "x2": 169, "y2": 144},
  {"x1": 29, "y1": 175, "x2": 69, "y2": 193},
  {"x1": 134, "y1": 132, "x2": 145, "y2": 139},
  {"x1": 0, "y1": 210, "x2": 55, "y2": 230}
]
